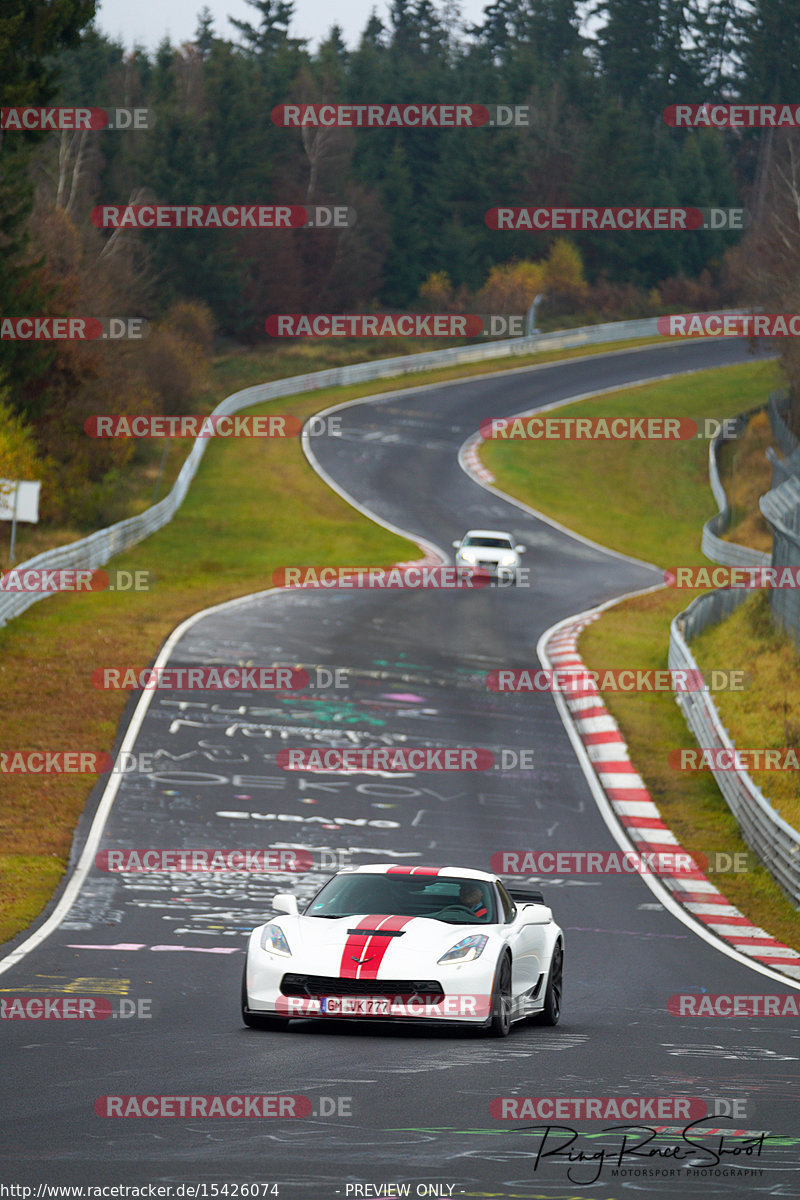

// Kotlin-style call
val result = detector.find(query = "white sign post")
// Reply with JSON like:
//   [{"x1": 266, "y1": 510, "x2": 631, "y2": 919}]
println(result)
[{"x1": 0, "y1": 480, "x2": 41, "y2": 563}]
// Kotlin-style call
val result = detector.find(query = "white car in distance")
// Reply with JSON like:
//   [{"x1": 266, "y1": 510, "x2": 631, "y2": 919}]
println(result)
[{"x1": 452, "y1": 529, "x2": 526, "y2": 585}]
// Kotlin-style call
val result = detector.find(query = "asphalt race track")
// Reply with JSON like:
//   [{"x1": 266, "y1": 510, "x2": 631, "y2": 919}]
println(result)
[{"x1": 2, "y1": 339, "x2": 798, "y2": 1198}]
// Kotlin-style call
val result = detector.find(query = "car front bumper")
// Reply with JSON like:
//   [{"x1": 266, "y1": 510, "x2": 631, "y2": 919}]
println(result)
[{"x1": 245, "y1": 933, "x2": 499, "y2": 1025}]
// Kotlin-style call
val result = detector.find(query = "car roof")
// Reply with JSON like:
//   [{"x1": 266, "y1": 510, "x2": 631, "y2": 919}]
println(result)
[
  {"x1": 335, "y1": 864, "x2": 496, "y2": 882},
  {"x1": 462, "y1": 529, "x2": 514, "y2": 539}
]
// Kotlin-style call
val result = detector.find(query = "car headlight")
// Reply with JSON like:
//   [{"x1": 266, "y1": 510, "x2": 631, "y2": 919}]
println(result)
[
  {"x1": 458, "y1": 550, "x2": 478, "y2": 564},
  {"x1": 438, "y1": 934, "x2": 489, "y2": 964},
  {"x1": 260, "y1": 924, "x2": 292, "y2": 957},
  {"x1": 498, "y1": 554, "x2": 517, "y2": 566}
]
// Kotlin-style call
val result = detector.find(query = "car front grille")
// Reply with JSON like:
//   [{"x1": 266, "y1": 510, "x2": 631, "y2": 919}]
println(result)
[{"x1": 280, "y1": 974, "x2": 444, "y2": 1001}]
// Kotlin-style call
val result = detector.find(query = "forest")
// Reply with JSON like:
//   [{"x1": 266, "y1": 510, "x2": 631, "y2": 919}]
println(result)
[{"x1": 0, "y1": 0, "x2": 798, "y2": 523}]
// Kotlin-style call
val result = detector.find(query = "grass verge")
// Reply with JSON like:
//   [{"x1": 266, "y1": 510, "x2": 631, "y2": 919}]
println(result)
[
  {"x1": 0, "y1": 331, "x2": 673, "y2": 948},
  {"x1": 3, "y1": 333, "x2": 668, "y2": 568},
  {"x1": 0, "y1": 387, "x2": 417, "y2": 947},
  {"x1": 481, "y1": 356, "x2": 800, "y2": 946}
]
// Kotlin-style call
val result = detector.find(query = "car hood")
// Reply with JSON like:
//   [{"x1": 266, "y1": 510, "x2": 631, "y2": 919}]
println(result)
[{"x1": 267, "y1": 913, "x2": 492, "y2": 978}]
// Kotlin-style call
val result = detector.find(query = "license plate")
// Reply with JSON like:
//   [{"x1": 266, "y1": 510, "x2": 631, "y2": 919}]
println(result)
[{"x1": 319, "y1": 996, "x2": 391, "y2": 1016}]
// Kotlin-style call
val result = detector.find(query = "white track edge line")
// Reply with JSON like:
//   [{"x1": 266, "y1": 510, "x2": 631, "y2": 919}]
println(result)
[
  {"x1": 0, "y1": 583, "x2": 307, "y2": 976},
  {"x1": 537, "y1": 605, "x2": 800, "y2": 990},
  {"x1": 0, "y1": 341, "x2": 762, "y2": 976}
]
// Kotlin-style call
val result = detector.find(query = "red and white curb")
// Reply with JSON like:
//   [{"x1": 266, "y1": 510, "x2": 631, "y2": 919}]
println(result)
[
  {"x1": 462, "y1": 432, "x2": 494, "y2": 484},
  {"x1": 545, "y1": 615, "x2": 800, "y2": 982},
  {"x1": 394, "y1": 549, "x2": 447, "y2": 570}
]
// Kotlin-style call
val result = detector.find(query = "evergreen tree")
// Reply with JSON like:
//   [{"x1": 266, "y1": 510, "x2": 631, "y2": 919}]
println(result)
[
  {"x1": 737, "y1": 0, "x2": 800, "y2": 101},
  {"x1": 0, "y1": 0, "x2": 97, "y2": 412},
  {"x1": 593, "y1": 0, "x2": 662, "y2": 109},
  {"x1": 194, "y1": 7, "x2": 216, "y2": 59}
]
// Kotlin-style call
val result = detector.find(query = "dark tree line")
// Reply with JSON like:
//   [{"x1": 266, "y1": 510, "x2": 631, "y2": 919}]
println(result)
[
  {"x1": 0, "y1": 0, "x2": 796, "y2": 520},
  {"x1": 42, "y1": 0, "x2": 790, "y2": 329}
]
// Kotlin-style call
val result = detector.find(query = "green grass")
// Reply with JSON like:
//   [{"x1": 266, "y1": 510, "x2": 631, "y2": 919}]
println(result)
[
  {"x1": 481, "y1": 358, "x2": 780, "y2": 564},
  {"x1": 0, "y1": 330, "x2": 670, "y2": 947},
  {"x1": 693, "y1": 591, "x2": 800, "y2": 830},
  {"x1": 481, "y1": 356, "x2": 800, "y2": 947},
  {"x1": 0, "y1": 855, "x2": 66, "y2": 947},
  {"x1": 3, "y1": 333, "x2": 669, "y2": 569},
  {"x1": 0, "y1": 388, "x2": 416, "y2": 943}
]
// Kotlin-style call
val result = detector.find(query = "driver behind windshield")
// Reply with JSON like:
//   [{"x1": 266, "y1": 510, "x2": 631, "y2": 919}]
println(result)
[{"x1": 459, "y1": 882, "x2": 488, "y2": 919}]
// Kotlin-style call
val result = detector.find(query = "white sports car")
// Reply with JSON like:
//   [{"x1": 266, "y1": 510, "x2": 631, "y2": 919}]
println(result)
[
  {"x1": 452, "y1": 529, "x2": 526, "y2": 585},
  {"x1": 241, "y1": 865, "x2": 563, "y2": 1036}
]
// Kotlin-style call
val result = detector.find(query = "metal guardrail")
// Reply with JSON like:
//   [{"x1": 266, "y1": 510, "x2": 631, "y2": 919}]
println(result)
[
  {"x1": 672, "y1": 387, "x2": 800, "y2": 906},
  {"x1": 701, "y1": 405, "x2": 770, "y2": 568},
  {"x1": 670, "y1": 603, "x2": 800, "y2": 906},
  {"x1": 760, "y1": 390, "x2": 800, "y2": 645},
  {"x1": 760, "y1": 476, "x2": 800, "y2": 646},
  {"x1": 0, "y1": 315, "x2": 667, "y2": 628},
  {"x1": 766, "y1": 393, "x2": 800, "y2": 488},
  {"x1": 768, "y1": 389, "x2": 799, "y2": 457}
]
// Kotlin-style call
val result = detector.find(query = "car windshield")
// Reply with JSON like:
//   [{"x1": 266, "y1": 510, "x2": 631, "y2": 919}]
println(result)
[
  {"x1": 464, "y1": 536, "x2": 512, "y2": 549},
  {"x1": 304, "y1": 874, "x2": 496, "y2": 924}
]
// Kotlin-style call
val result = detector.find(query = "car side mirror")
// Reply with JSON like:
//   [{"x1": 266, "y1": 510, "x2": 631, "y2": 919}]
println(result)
[
  {"x1": 452, "y1": 540, "x2": 461, "y2": 548},
  {"x1": 515, "y1": 545, "x2": 526, "y2": 553},
  {"x1": 273, "y1": 893, "x2": 298, "y2": 915}
]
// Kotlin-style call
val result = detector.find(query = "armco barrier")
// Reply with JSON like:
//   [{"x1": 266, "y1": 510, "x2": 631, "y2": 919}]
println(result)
[
  {"x1": 672, "y1": 389, "x2": 800, "y2": 905},
  {"x1": 768, "y1": 389, "x2": 799, "y2": 458},
  {"x1": 701, "y1": 404, "x2": 771, "y2": 568},
  {"x1": 670, "y1": 602, "x2": 800, "y2": 906},
  {"x1": 0, "y1": 316, "x2": 666, "y2": 628},
  {"x1": 766, "y1": 392, "x2": 800, "y2": 488},
  {"x1": 761, "y1": 390, "x2": 800, "y2": 644},
  {"x1": 760, "y1": 476, "x2": 800, "y2": 646}
]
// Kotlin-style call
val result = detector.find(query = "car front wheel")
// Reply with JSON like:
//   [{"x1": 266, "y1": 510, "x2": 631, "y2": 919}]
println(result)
[
  {"x1": 489, "y1": 954, "x2": 513, "y2": 1037},
  {"x1": 539, "y1": 941, "x2": 563, "y2": 1026}
]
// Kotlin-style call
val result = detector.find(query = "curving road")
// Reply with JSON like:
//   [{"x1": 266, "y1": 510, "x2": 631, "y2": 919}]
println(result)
[{"x1": 3, "y1": 339, "x2": 798, "y2": 1198}]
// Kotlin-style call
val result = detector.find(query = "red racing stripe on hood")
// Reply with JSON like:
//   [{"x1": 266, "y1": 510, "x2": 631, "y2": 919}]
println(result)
[{"x1": 339, "y1": 914, "x2": 414, "y2": 979}]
